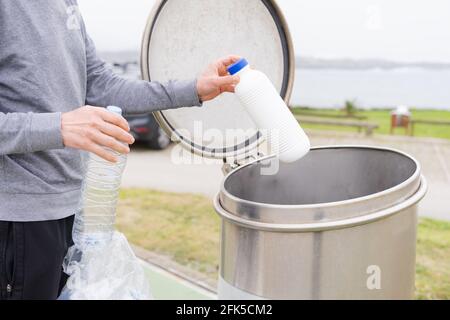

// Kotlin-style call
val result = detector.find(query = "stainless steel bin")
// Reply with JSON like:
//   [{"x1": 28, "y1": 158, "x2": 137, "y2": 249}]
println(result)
[
  {"x1": 140, "y1": 1, "x2": 427, "y2": 300},
  {"x1": 215, "y1": 146, "x2": 427, "y2": 299}
]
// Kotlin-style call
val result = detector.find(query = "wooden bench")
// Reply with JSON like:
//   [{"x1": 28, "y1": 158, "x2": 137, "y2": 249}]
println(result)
[
  {"x1": 409, "y1": 119, "x2": 450, "y2": 136},
  {"x1": 294, "y1": 116, "x2": 379, "y2": 136},
  {"x1": 293, "y1": 111, "x2": 367, "y2": 120}
]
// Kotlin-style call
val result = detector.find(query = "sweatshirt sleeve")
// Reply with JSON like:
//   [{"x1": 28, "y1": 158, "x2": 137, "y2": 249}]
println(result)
[
  {"x1": 0, "y1": 112, "x2": 64, "y2": 155},
  {"x1": 83, "y1": 32, "x2": 202, "y2": 115}
]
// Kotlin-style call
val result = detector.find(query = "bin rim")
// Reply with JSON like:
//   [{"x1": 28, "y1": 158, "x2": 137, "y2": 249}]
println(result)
[
  {"x1": 220, "y1": 145, "x2": 422, "y2": 210},
  {"x1": 214, "y1": 174, "x2": 427, "y2": 232}
]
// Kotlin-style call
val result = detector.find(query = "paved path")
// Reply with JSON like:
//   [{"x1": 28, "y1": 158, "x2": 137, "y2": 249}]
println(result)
[
  {"x1": 123, "y1": 142, "x2": 223, "y2": 197},
  {"x1": 123, "y1": 131, "x2": 450, "y2": 221}
]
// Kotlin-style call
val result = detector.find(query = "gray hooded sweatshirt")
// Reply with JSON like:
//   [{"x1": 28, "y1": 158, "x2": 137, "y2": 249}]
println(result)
[{"x1": 0, "y1": 1, "x2": 201, "y2": 221}]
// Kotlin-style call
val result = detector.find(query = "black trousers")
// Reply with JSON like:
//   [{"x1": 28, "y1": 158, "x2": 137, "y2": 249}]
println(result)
[{"x1": 0, "y1": 215, "x2": 74, "y2": 300}]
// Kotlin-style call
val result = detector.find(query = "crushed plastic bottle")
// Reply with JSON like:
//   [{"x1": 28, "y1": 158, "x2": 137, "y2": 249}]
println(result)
[{"x1": 59, "y1": 106, "x2": 151, "y2": 300}]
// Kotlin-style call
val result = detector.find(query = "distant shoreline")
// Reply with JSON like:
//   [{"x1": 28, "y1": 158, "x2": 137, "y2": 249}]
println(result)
[
  {"x1": 99, "y1": 51, "x2": 450, "y2": 110},
  {"x1": 296, "y1": 57, "x2": 450, "y2": 71},
  {"x1": 291, "y1": 106, "x2": 450, "y2": 112},
  {"x1": 98, "y1": 51, "x2": 450, "y2": 71}
]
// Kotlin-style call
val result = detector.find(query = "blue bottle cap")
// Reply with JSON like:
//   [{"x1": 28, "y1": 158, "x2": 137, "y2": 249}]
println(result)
[
  {"x1": 227, "y1": 58, "x2": 249, "y2": 75},
  {"x1": 107, "y1": 106, "x2": 123, "y2": 116}
]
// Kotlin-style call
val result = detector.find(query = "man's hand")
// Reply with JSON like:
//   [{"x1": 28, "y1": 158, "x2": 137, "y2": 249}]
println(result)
[
  {"x1": 196, "y1": 55, "x2": 241, "y2": 102},
  {"x1": 61, "y1": 106, "x2": 135, "y2": 163}
]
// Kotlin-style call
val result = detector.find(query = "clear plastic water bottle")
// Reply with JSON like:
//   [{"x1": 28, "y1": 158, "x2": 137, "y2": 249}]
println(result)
[
  {"x1": 72, "y1": 106, "x2": 128, "y2": 244},
  {"x1": 61, "y1": 106, "x2": 151, "y2": 299},
  {"x1": 228, "y1": 58, "x2": 310, "y2": 163}
]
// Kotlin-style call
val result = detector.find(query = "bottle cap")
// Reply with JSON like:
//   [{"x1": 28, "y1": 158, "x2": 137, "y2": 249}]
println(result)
[
  {"x1": 106, "y1": 106, "x2": 123, "y2": 116},
  {"x1": 227, "y1": 58, "x2": 249, "y2": 75}
]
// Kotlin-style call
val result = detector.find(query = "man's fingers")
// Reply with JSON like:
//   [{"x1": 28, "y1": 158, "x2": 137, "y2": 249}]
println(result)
[
  {"x1": 96, "y1": 108, "x2": 130, "y2": 132},
  {"x1": 100, "y1": 121, "x2": 135, "y2": 145},
  {"x1": 221, "y1": 85, "x2": 236, "y2": 93},
  {"x1": 91, "y1": 130, "x2": 130, "y2": 155},
  {"x1": 87, "y1": 142, "x2": 119, "y2": 163},
  {"x1": 62, "y1": 106, "x2": 133, "y2": 161},
  {"x1": 218, "y1": 55, "x2": 241, "y2": 67},
  {"x1": 217, "y1": 55, "x2": 241, "y2": 76},
  {"x1": 216, "y1": 75, "x2": 240, "y2": 87}
]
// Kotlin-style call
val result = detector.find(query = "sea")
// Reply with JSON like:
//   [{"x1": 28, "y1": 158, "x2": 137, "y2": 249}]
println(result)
[
  {"x1": 291, "y1": 68, "x2": 450, "y2": 110},
  {"x1": 104, "y1": 51, "x2": 450, "y2": 111}
]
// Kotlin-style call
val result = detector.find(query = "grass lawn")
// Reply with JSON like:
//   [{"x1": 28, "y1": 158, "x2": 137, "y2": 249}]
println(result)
[
  {"x1": 292, "y1": 107, "x2": 450, "y2": 140},
  {"x1": 117, "y1": 188, "x2": 450, "y2": 299},
  {"x1": 416, "y1": 218, "x2": 450, "y2": 299}
]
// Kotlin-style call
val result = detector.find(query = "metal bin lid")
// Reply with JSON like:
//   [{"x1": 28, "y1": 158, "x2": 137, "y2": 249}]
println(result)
[{"x1": 141, "y1": 0, "x2": 295, "y2": 159}]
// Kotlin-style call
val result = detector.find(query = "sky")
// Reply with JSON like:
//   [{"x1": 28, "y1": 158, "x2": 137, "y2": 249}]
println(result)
[{"x1": 78, "y1": 0, "x2": 450, "y2": 63}]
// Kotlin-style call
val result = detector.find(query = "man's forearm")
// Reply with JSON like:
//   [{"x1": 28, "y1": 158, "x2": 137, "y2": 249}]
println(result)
[
  {"x1": 83, "y1": 26, "x2": 201, "y2": 114},
  {"x1": 86, "y1": 72, "x2": 202, "y2": 115},
  {"x1": 0, "y1": 112, "x2": 64, "y2": 155}
]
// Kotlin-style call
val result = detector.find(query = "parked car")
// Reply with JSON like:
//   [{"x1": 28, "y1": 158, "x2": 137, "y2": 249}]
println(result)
[{"x1": 125, "y1": 113, "x2": 171, "y2": 150}]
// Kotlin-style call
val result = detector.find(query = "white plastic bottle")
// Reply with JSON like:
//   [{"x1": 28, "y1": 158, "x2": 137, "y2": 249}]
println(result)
[{"x1": 228, "y1": 58, "x2": 310, "y2": 163}]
